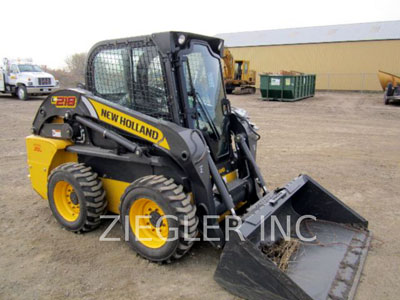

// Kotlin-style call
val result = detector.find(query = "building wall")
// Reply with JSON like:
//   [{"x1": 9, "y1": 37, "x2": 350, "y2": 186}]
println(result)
[{"x1": 228, "y1": 40, "x2": 400, "y2": 91}]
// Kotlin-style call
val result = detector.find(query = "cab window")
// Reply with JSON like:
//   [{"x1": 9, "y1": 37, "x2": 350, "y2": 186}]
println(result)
[
  {"x1": 91, "y1": 45, "x2": 171, "y2": 120},
  {"x1": 244, "y1": 62, "x2": 248, "y2": 74},
  {"x1": 11, "y1": 65, "x2": 19, "y2": 73}
]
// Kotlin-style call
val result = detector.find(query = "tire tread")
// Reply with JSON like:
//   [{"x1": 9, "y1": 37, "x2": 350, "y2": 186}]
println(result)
[
  {"x1": 49, "y1": 162, "x2": 107, "y2": 233},
  {"x1": 122, "y1": 175, "x2": 198, "y2": 263}
]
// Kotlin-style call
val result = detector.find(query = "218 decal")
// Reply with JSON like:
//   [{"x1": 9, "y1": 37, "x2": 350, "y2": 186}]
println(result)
[{"x1": 51, "y1": 96, "x2": 77, "y2": 108}]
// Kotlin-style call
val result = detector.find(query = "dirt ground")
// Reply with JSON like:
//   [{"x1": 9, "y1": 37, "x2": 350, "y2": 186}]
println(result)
[{"x1": 0, "y1": 91, "x2": 399, "y2": 300}]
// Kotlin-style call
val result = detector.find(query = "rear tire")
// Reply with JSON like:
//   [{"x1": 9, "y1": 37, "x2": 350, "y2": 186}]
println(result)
[
  {"x1": 17, "y1": 85, "x2": 28, "y2": 100},
  {"x1": 120, "y1": 175, "x2": 198, "y2": 262},
  {"x1": 384, "y1": 92, "x2": 389, "y2": 105},
  {"x1": 48, "y1": 162, "x2": 107, "y2": 233}
]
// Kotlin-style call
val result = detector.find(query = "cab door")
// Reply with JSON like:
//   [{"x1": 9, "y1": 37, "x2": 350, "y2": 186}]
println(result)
[
  {"x1": 8, "y1": 65, "x2": 19, "y2": 86},
  {"x1": 242, "y1": 61, "x2": 249, "y2": 81},
  {"x1": 0, "y1": 72, "x2": 5, "y2": 92},
  {"x1": 234, "y1": 61, "x2": 243, "y2": 80}
]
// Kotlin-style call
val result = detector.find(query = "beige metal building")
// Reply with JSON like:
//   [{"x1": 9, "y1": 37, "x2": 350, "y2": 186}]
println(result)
[{"x1": 217, "y1": 21, "x2": 400, "y2": 91}]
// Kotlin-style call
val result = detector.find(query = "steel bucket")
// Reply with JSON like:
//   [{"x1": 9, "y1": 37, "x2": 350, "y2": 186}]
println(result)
[{"x1": 215, "y1": 175, "x2": 370, "y2": 300}]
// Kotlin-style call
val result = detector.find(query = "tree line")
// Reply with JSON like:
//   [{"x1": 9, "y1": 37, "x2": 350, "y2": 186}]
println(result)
[{"x1": 42, "y1": 53, "x2": 87, "y2": 88}]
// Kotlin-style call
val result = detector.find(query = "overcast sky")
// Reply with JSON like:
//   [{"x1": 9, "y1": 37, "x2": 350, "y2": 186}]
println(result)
[{"x1": 1, "y1": 0, "x2": 398, "y2": 69}]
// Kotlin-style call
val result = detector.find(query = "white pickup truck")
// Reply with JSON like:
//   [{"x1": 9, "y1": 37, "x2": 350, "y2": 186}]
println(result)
[{"x1": 0, "y1": 58, "x2": 59, "y2": 100}]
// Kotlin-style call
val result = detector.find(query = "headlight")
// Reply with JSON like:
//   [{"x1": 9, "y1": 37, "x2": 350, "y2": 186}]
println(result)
[
  {"x1": 232, "y1": 107, "x2": 249, "y2": 119},
  {"x1": 178, "y1": 34, "x2": 186, "y2": 45},
  {"x1": 28, "y1": 82, "x2": 33, "y2": 86},
  {"x1": 218, "y1": 41, "x2": 223, "y2": 51},
  {"x1": 249, "y1": 122, "x2": 259, "y2": 131}
]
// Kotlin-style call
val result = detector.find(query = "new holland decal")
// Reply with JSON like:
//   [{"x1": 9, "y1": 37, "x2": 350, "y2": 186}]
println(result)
[
  {"x1": 51, "y1": 96, "x2": 77, "y2": 108},
  {"x1": 89, "y1": 99, "x2": 170, "y2": 150}
]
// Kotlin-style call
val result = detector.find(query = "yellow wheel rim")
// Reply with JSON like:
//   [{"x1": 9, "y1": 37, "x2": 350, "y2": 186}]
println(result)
[
  {"x1": 129, "y1": 198, "x2": 169, "y2": 249},
  {"x1": 53, "y1": 181, "x2": 80, "y2": 222}
]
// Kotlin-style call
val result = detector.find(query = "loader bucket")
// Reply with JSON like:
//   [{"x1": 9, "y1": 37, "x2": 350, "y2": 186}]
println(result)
[{"x1": 215, "y1": 175, "x2": 370, "y2": 300}]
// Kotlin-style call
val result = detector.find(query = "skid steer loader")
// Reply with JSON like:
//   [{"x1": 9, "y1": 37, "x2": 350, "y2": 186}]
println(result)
[{"x1": 26, "y1": 32, "x2": 370, "y2": 300}]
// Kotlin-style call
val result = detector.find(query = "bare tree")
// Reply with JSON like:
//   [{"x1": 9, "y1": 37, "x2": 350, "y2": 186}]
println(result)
[
  {"x1": 43, "y1": 52, "x2": 87, "y2": 89},
  {"x1": 65, "y1": 52, "x2": 87, "y2": 83}
]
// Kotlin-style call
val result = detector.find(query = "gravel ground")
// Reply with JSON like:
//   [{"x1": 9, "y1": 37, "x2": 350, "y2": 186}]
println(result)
[{"x1": 0, "y1": 91, "x2": 399, "y2": 300}]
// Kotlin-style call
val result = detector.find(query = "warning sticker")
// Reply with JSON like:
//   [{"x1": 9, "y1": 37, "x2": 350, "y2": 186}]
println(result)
[
  {"x1": 52, "y1": 129, "x2": 62, "y2": 137},
  {"x1": 271, "y1": 78, "x2": 281, "y2": 86}
]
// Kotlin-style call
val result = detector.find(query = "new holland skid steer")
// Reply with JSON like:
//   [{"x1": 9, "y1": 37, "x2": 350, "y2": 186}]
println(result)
[{"x1": 26, "y1": 32, "x2": 370, "y2": 300}]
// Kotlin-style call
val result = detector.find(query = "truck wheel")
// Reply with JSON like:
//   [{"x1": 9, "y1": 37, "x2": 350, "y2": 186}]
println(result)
[
  {"x1": 120, "y1": 175, "x2": 198, "y2": 262},
  {"x1": 48, "y1": 162, "x2": 107, "y2": 233},
  {"x1": 17, "y1": 85, "x2": 28, "y2": 100},
  {"x1": 384, "y1": 92, "x2": 389, "y2": 105},
  {"x1": 384, "y1": 83, "x2": 393, "y2": 105},
  {"x1": 387, "y1": 83, "x2": 393, "y2": 97}
]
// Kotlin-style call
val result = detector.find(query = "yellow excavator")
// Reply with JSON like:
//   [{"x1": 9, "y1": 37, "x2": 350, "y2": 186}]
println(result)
[
  {"x1": 222, "y1": 48, "x2": 256, "y2": 94},
  {"x1": 378, "y1": 70, "x2": 400, "y2": 105}
]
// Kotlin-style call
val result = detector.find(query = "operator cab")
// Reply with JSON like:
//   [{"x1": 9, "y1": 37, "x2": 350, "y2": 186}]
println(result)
[
  {"x1": 86, "y1": 32, "x2": 234, "y2": 163},
  {"x1": 234, "y1": 60, "x2": 250, "y2": 81}
]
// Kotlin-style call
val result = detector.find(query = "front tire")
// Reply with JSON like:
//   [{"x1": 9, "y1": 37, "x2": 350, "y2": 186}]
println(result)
[
  {"x1": 48, "y1": 162, "x2": 107, "y2": 233},
  {"x1": 17, "y1": 85, "x2": 28, "y2": 100},
  {"x1": 120, "y1": 175, "x2": 198, "y2": 262}
]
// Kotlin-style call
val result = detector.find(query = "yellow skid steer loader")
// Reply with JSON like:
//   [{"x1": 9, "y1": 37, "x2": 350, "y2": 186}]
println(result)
[{"x1": 26, "y1": 32, "x2": 370, "y2": 300}]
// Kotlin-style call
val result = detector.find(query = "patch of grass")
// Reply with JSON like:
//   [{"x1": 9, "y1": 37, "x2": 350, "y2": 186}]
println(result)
[{"x1": 261, "y1": 239, "x2": 300, "y2": 271}]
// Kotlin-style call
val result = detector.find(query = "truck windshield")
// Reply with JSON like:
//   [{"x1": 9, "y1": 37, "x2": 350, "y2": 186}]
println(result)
[
  {"x1": 183, "y1": 43, "x2": 229, "y2": 157},
  {"x1": 18, "y1": 65, "x2": 42, "y2": 72}
]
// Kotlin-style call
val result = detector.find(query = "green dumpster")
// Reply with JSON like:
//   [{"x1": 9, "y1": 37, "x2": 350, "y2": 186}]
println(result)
[{"x1": 259, "y1": 74, "x2": 316, "y2": 101}]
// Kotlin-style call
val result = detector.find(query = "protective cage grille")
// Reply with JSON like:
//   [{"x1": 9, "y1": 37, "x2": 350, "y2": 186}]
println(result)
[{"x1": 86, "y1": 39, "x2": 173, "y2": 121}]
